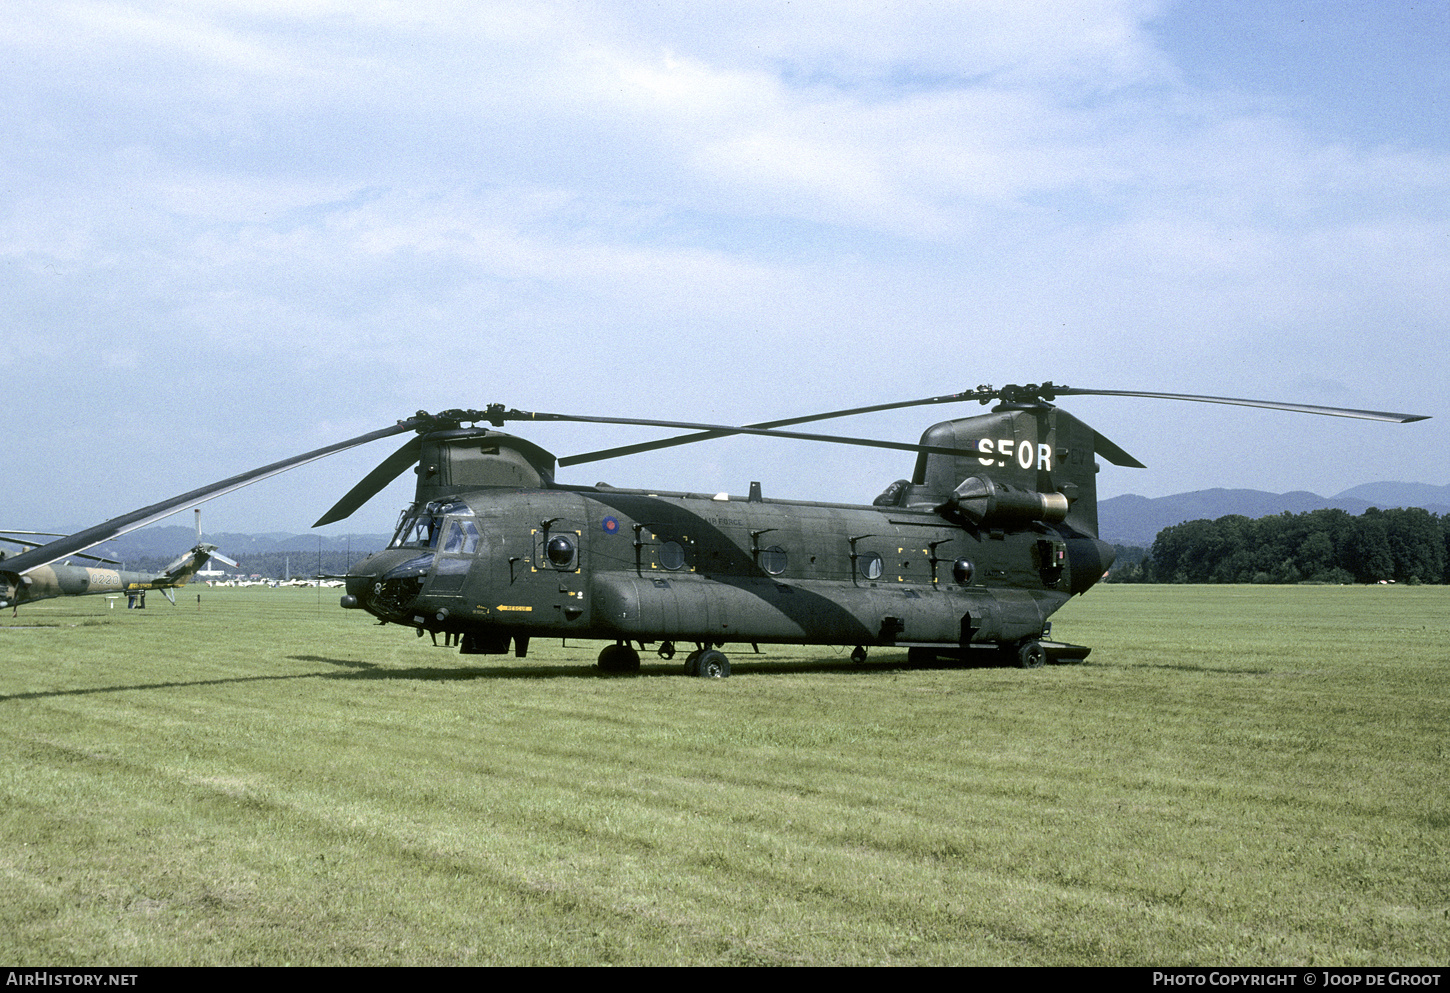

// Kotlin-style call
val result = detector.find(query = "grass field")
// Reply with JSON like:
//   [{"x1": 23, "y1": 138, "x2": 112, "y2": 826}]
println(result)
[{"x1": 1, "y1": 584, "x2": 1445, "y2": 966}]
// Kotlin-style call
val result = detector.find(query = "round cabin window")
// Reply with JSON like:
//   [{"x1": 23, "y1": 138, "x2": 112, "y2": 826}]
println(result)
[
  {"x1": 953, "y1": 558, "x2": 974, "y2": 585},
  {"x1": 546, "y1": 534, "x2": 576, "y2": 569},
  {"x1": 760, "y1": 545, "x2": 787, "y2": 575},
  {"x1": 659, "y1": 540, "x2": 685, "y2": 571}
]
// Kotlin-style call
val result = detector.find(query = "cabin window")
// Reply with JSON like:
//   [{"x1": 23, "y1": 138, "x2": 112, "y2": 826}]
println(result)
[
  {"x1": 859, "y1": 552, "x2": 883, "y2": 581},
  {"x1": 546, "y1": 534, "x2": 577, "y2": 570},
  {"x1": 953, "y1": 558, "x2": 974, "y2": 585},
  {"x1": 760, "y1": 545, "x2": 788, "y2": 576},
  {"x1": 659, "y1": 540, "x2": 686, "y2": 571}
]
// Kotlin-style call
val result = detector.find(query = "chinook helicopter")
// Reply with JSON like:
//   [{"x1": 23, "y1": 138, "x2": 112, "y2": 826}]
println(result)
[
  {"x1": 0, "y1": 384, "x2": 1426, "y2": 675},
  {"x1": 316, "y1": 383, "x2": 1426, "y2": 676}
]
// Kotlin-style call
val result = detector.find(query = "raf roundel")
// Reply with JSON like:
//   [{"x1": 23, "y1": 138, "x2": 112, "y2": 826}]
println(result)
[{"x1": 601, "y1": 516, "x2": 621, "y2": 535}]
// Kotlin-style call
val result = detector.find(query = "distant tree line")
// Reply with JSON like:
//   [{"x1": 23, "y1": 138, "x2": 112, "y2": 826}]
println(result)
[{"x1": 1106, "y1": 507, "x2": 1448, "y2": 584}]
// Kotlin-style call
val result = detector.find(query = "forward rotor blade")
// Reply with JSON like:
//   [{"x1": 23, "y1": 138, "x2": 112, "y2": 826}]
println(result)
[
  {"x1": 559, "y1": 389, "x2": 994, "y2": 467},
  {"x1": 1052, "y1": 389, "x2": 1429, "y2": 423},
  {"x1": 510, "y1": 409, "x2": 987, "y2": 462},
  {"x1": 2, "y1": 418, "x2": 422, "y2": 577},
  {"x1": 311, "y1": 436, "x2": 424, "y2": 528}
]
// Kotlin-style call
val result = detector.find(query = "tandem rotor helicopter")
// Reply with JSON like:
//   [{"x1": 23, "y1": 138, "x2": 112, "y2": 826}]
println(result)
[{"x1": 0, "y1": 384, "x2": 1427, "y2": 676}]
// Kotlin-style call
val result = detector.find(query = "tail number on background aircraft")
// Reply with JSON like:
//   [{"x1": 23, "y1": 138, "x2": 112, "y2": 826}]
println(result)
[{"x1": 978, "y1": 439, "x2": 1051, "y2": 471}]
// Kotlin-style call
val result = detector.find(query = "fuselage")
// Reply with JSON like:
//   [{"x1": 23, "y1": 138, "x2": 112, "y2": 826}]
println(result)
[
  {"x1": 342, "y1": 483, "x2": 1115, "y2": 657},
  {"x1": 1, "y1": 546, "x2": 219, "y2": 609},
  {"x1": 8, "y1": 563, "x2": 180, "y2": 605}
]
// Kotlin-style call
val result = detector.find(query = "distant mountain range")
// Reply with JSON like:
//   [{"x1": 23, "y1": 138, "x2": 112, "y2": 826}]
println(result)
[
  {"x1": 1100, "y1": 482, "x2": 1450, "y2": 547},
  {"x1": 69, "y1": 527, "x2": 395, "y2": 561}
]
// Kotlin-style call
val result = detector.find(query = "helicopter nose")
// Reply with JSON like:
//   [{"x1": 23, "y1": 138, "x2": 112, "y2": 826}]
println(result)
[
  {"x1": 342, "y1": 553, "x2": 433, "y2": 620},
  {"x1": 341, "y1": 571, "x2": 373, "y2": 609}
]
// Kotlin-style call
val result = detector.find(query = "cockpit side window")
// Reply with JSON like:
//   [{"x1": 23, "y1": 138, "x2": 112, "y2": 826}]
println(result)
[
  {"x1": 391, "y1": 501, "x2": 474, "y2": 550},
  {"x1": 391, "y1": 515, "x2": 441, "y2": 549},
  {"x1": 442, "y1": 519, "x2": 480, "y2": 554}
]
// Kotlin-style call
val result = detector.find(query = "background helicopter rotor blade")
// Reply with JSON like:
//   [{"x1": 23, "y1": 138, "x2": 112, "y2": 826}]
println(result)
[
  {"x1": 311, "y1": 436, "x2": 424, "y2": 527},
  {"x1": 0, "y1": 535, "x2": 120, "y2": 564},
  {"x1": 191, "y1": 508, "x2": 240, "y2": 569},
  {"x1": 206, "y1": 549, "x2": 241, "y2": 569},
  {"x1": 1, "y1": 417, "x2": 424, "y2": 577}
]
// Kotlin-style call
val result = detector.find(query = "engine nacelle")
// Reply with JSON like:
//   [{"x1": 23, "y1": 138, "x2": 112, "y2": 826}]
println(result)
[{"x1": 946, "y1": 476, "x2": 1070, "y2": 527}]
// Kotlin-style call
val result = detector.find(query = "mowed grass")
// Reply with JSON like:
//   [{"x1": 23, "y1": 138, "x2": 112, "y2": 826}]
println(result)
[{"x1": 0, "y1": 584, "x2": 1445, "y2": 966}]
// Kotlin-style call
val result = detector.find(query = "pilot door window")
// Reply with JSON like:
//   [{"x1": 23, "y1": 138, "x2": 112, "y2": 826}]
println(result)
[{"x1": 442, "y1": 520, "x2": 480, "y2": 554}]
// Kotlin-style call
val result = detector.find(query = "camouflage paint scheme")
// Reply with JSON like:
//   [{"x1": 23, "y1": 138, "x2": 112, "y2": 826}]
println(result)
[
  {"x1": 337, "y1": 403, "x2": 1120, "y2": 672},
  {"x1": 1, "y1": 544, "x2": 226, "y2": 610}
]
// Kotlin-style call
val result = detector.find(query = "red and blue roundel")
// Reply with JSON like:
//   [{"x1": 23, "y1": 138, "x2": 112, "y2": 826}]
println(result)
[{"x1": 601, "y1": 516, "x2": 621, "y2": 535}]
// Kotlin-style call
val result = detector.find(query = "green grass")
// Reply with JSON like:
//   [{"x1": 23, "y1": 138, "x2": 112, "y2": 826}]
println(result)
[{"x1": 1, "y1": 585, "x2": 1446, "y2": 965}]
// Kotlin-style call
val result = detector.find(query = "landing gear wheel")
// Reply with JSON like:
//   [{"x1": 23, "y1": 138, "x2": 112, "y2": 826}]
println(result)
[
  {"x1": 1015, "y1": 640, "x2": 1048, "y2": 669},
  {"x1": 683, "y1": 650, "x2": 703, "y2": 676},
  {"x1": 851, "y1": 645, "x2": 868, "y2": 664},
  {"x1": 598, "y1": 642, "x2": 641, "y2": 674},
  {"x1": 694, "y1": 649, "x2": 730, "y2": 679}
]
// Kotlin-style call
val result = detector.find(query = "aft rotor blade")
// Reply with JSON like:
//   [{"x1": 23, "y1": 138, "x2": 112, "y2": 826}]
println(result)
[
  {"x1": 1053, "y1": 389, "x2": 1429, "y2": 423},
  {"x1": 1092, "y1": 430, "x2": 1146, "y2": 469},
  {"x1": 510, "y1": 409, "x2": 985, "y2": 461},
  {"x1": 311, "y1": 436, "x2": 424, "y2": 527},
  {"x1": 559, "y1": 389, "x2": 995, "y2": 467},
  {"x1": 2, "y1": 419, "x2": 421, "y2": 577}
]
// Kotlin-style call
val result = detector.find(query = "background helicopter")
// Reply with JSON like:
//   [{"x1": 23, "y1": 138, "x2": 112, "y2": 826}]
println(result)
[
  {"x1": 0, "y1": 510, "x2": 239, "y2": 613},
  {"x1": 0, "y1": 384, "x2": 1426, "y2": 674}
]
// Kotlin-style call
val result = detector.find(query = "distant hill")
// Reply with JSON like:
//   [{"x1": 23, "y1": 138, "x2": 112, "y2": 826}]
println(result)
[
  {"x1": 81, "y1": 526, "x2": 393, "y2": 562},
  {"x1": 1100, "y1": 482, "x2": 1450, "y2": 546}
]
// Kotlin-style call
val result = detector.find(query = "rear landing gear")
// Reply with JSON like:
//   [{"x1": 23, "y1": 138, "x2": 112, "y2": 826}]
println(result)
[
  {"x1": 1014, "y1": 640, "x2": 1048, "y2": 669},
  {"x1": 683, "y1": 648, "x2": 730, "y2": 678}
]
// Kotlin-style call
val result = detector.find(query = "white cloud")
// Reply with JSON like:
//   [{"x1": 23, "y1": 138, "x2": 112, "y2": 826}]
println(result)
[{"x1": 2, "y1": 0, "x2": 1445, "y2": 529}]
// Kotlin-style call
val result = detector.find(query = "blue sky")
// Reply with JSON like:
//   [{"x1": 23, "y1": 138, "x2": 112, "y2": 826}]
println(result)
[{"x1": 3, "y1": 1, "x2": 1444, "y2": 536}]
